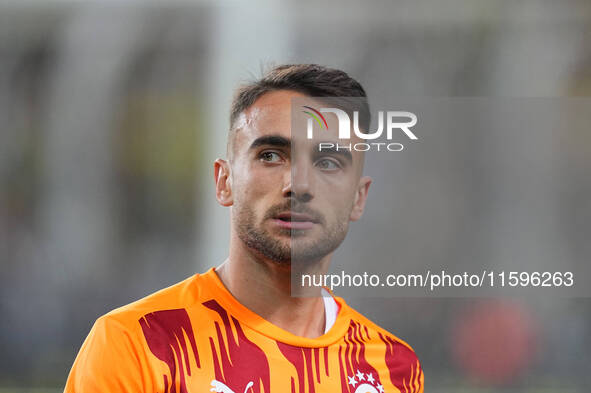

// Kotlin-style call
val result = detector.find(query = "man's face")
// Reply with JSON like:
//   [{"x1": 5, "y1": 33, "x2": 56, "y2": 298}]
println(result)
[{"x1": 218, "y1": 90, "x2": 371, "y2": 267}]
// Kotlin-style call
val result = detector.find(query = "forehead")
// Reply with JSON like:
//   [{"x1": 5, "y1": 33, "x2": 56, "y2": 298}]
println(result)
[
  {"x1": 233, "y1": 90, "x2": 365, "y2": 158},
  {"x1": 233, "y1": 90, "x2": 308, "y2": 145}
]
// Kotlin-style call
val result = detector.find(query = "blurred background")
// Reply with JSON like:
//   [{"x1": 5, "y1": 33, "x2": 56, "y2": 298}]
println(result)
[{"x1": 1, "y1": 0, "x2": 590, "y2": 391}]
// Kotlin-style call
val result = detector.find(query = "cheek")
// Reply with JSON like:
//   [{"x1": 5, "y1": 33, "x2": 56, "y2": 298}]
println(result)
[
  {"x1": 316, "y1": 174, "x2": 356, "y2": 199},
  {"x1": 233, "y1": 169, "x2": 275, "y2": 205},
  {"x1": 232, "y1": 163, "x2": 257, "y2": 191},
  {"x1": 326, "y1": 185, "x2": 357, "y2": 217}
]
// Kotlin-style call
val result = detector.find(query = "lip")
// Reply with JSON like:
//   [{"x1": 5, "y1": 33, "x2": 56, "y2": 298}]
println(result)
[
  {"x1": 272, "y1": 211, "x2": 318, "y2": 230},
  {"x1": 276, "y1": 211, "x2": 317, "y2": 222}
]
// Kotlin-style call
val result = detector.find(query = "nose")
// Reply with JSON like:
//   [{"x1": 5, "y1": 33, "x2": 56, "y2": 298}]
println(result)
[{"x1": 282, "y1": 157, "x2": 314, "y2": 203}]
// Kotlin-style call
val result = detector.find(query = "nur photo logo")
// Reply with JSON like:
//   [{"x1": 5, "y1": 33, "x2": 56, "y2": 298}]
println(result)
[{"x1": 302, "y1": 106, "x2": 418, "y2": 152}]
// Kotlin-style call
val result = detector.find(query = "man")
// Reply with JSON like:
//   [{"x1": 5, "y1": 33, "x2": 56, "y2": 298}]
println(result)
[{"x1": 65, "y1": 64, "x2": 424, "y2": 393}]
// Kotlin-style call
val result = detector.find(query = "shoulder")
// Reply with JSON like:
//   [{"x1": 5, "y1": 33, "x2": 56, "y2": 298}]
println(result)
[
  {"x1": 339, "y1": 299, "x2": 423, "y2": 370},
  {"x1": 338, "y1": 299, "x2": 424, "y2": 391},
  {"x1": 100, "y1": 271, "x2": 205, "y2": 330},
  {"x1": 340, "y1": 298, "x2": 417, "y2": 354}
]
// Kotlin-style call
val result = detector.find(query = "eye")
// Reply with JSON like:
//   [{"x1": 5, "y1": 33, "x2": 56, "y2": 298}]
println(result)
[
  {"x1": 259, "y1": 151, "x2": 282, "y2": 163},
  {"x1": 315, "y1": 158, "x2": 341, "y2": 171}
]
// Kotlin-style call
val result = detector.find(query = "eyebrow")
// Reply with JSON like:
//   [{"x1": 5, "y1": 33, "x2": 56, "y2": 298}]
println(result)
[
  {"x1": 314, "y1": 144, "x2": 353, "y2": 163},
  {"x1": 249, "y1": 135, "x2": 291, "y2": 150},
  {"x1": 248, "y1": 135, "x2": 353, "y2": 164}
]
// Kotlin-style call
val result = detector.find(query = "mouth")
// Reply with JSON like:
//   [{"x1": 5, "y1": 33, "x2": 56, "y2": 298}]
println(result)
[{"x1": 272, "y1": 211, "x2": 318, "y2": 230}]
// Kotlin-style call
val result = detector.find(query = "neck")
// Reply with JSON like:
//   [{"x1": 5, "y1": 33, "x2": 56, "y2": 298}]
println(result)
[{"x1": 216, "y1": 235, "x2": 331, "y2": 338}]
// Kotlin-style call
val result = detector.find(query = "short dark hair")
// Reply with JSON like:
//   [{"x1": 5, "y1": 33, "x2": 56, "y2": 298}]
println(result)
[{"x1": 228, "y1": 64, "x2": 370, "y2": 148}]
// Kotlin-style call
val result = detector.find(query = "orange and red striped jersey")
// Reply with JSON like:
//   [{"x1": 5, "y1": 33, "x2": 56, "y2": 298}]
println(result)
[{"x1": 65, "y1": 268, "x2": 423, "y2": 393}]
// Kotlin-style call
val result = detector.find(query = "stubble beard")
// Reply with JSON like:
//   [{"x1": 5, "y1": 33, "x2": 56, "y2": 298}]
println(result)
[{"x1": 234, "y1": 202, "x2": 349, "y2": 269}]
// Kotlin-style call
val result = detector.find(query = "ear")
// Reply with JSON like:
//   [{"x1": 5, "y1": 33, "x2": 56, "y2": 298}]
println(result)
[
  {"x1": 214, "y1": 158, "x2": 233, "y2": 207},
  {"x1": 349, "y1": 176, "x2": 372, "y2": 221}
]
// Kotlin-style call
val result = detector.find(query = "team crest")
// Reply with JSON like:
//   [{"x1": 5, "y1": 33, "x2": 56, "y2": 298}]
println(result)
[
  {"x1": 347, "y1": 369, "x2": 385, "y2": 393},
  {"x1": 210, "y1": 379, "x2": 254, "y2": 393}
]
